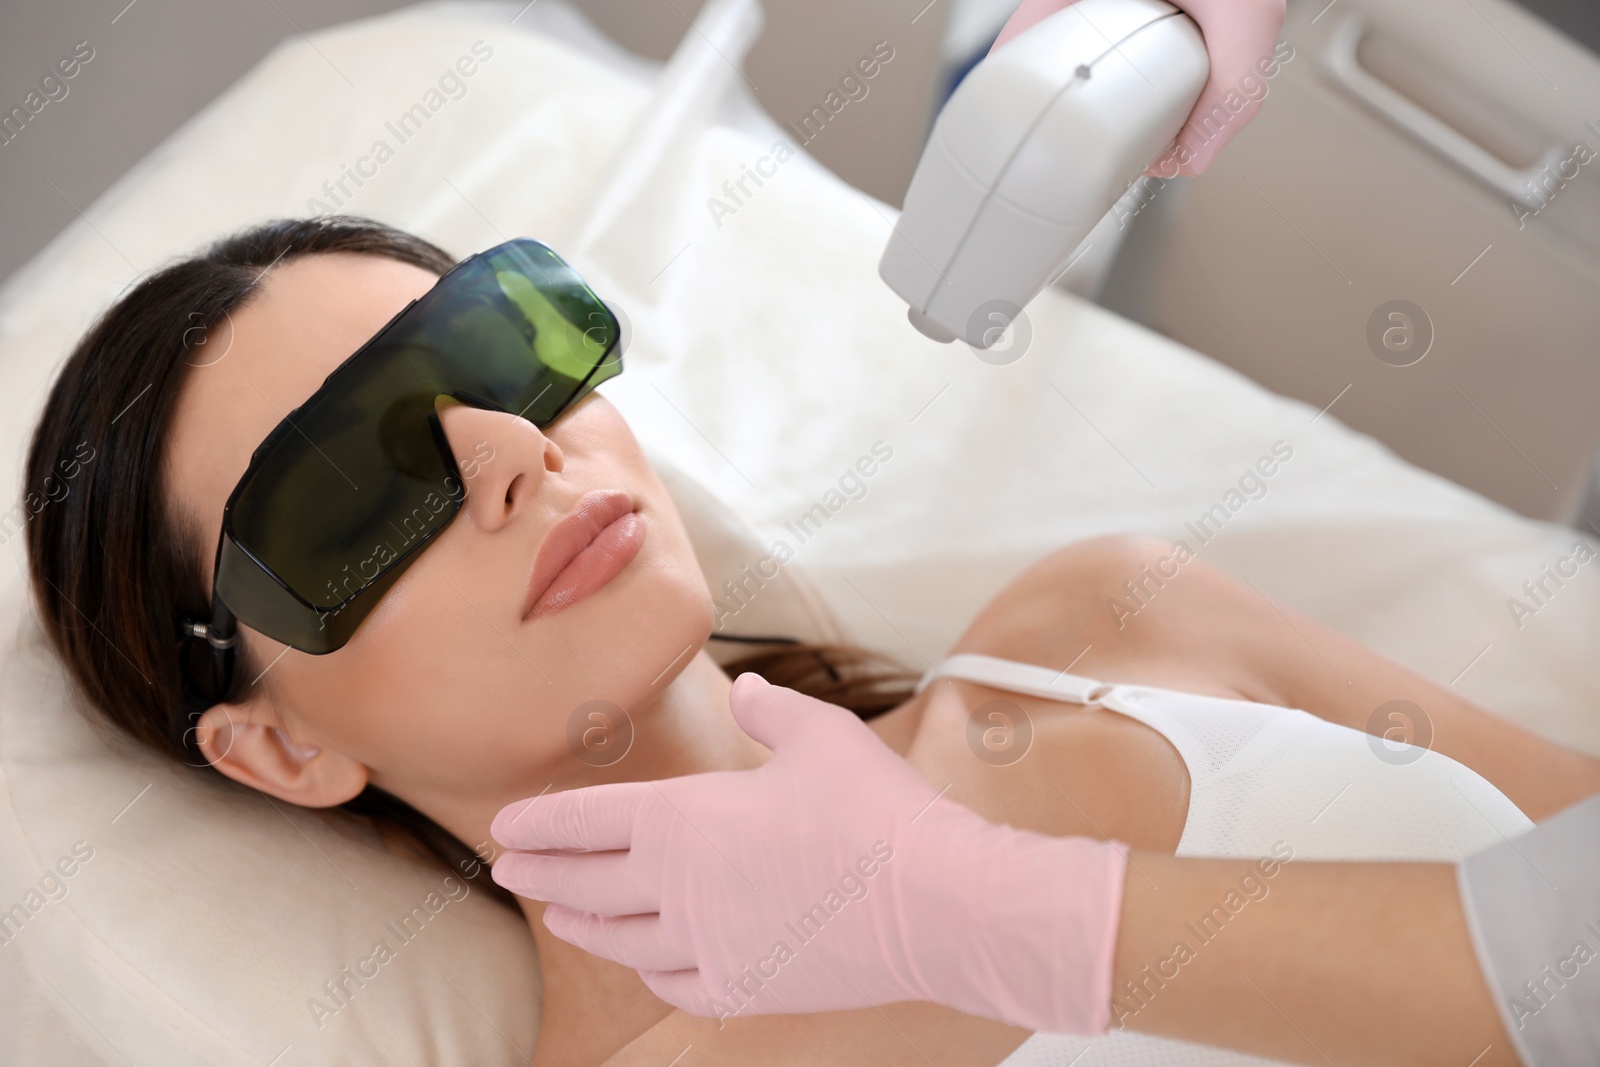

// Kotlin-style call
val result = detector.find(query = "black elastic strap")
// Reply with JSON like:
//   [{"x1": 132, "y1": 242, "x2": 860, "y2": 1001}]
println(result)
[{"x1": 706, "y1": 632, "x2": 800, "y2": 645}]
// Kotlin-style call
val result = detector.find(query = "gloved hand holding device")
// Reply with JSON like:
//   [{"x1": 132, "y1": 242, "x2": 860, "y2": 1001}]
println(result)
[
  {"x1": 991, "y1": 0, "x2": 1287, "y2": 176},
  {"x1": 880, "y1": 0, "x2": 1286, "y2": 347},
  {"x1": 490, "y1": 673, "x2": 1129, "y2": 1034}
]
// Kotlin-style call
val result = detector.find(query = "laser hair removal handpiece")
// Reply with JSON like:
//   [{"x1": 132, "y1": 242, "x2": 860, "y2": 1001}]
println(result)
[{"x1": 880, "y1": 0, "x2": 1208, "y2": 347}]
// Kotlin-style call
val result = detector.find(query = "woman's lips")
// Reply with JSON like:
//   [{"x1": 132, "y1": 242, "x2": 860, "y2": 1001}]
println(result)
[{"x1": 522, "y1": 490, "x2": 644, "y2": 621}]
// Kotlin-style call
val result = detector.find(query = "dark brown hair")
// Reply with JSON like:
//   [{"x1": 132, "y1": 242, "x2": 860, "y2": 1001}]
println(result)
[{"x1": 24, "y1": 216, "x2": 916, "y2": 909}]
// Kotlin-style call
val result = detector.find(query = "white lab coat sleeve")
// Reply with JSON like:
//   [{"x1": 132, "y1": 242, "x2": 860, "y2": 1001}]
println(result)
[{"x1": 1457, "y1": 792, "x2": 1600, "y2": 1066}]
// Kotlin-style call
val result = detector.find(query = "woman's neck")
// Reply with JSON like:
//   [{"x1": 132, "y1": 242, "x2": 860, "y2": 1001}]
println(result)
[
  {"x1": 406, "y1": 649, "x2": 926, "y2": 1065},
  {"x1": 425, "y1": 648, "x2": 763, "y2": 864},
  {"x1": 406, "y1": 648, "x2": 765, "y2": 1065}
]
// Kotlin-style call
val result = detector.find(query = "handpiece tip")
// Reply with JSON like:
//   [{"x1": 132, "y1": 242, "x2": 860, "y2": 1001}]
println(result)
[{"x1": 907, "y1": 307, "x2": 957, "y2": 344}]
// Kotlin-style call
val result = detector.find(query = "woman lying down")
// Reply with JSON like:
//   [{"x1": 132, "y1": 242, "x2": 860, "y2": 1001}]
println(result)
[{"x1": 27, "y1": 217, "x2": 1600, "y2": 1067}]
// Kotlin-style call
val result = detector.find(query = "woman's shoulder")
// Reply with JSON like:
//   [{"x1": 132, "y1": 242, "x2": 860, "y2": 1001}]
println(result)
[
  {"x1": 949, "y1": 534, "x2": 1188, "y2": 672},
  {"x1": 947, "y1": 533, "x2": 1267, "y2": 701},
  {"x1": 888, "y1": 535, "x2": 1196, "y2": 849}
]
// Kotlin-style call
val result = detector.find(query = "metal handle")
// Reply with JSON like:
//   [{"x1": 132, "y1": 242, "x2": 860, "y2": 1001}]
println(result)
[{"x1": 1322, "y1": 13, "x2": 1565, "y2": 211}]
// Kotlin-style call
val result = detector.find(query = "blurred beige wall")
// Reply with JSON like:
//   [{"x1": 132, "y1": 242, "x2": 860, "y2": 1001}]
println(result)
[{"x1": 0, "y1": 0, "x2": 415, "y2": 286}]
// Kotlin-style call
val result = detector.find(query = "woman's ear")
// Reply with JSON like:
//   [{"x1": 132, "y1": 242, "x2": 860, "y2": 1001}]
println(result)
[{"x1": 195, "y1": 698, "x2": 367, "y2": 808}]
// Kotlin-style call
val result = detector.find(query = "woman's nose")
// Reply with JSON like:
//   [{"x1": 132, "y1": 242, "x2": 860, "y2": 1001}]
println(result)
[{"x1": 436, "y1": 399, "x2": 564, "y2": 533}]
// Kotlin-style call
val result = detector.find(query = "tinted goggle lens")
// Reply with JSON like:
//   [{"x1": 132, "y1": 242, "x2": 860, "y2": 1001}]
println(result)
[{"x1": 215, "y1": 238, "x2": 622, "y2": 653}]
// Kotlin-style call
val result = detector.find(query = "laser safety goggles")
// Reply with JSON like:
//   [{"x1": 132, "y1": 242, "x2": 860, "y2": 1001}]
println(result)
[{"x1": 181, "y1": 238, "x2": 623, "y2": 697}]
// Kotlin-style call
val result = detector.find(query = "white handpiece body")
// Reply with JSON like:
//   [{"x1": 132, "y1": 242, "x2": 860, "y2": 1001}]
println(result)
[{"x1": 880, "y1": 0, "x2": 1208, "y2": 346}]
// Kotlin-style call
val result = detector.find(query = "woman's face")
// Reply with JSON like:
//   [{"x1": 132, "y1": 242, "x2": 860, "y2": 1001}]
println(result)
[{"x1": 164, "y1": 251, "x2": 714, "y2": 813}]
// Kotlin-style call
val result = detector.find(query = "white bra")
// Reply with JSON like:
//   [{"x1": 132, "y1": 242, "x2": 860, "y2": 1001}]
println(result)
[{"x1": 916, "y1": 653, "x2": 1533, "y2": 1067}]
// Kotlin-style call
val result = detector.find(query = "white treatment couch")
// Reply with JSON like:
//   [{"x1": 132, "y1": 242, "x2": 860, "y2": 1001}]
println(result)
[{"x1": 1, "y1": 2, "x2": 1597, "y2": 1064}]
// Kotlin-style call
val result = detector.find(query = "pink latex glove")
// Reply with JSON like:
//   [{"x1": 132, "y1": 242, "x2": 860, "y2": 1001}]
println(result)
[
  {"x1": 992, "y1": 0, "x2": 1288, "y2": 176},
  {"x1": 490, "y1": 674, "x2": 1128, "y2": 1034}
]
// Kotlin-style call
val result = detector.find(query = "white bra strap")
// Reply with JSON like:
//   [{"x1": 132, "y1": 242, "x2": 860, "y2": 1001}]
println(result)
[{"x1": 915, "y1": 652, "x2": 1111, "y2": 705}]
